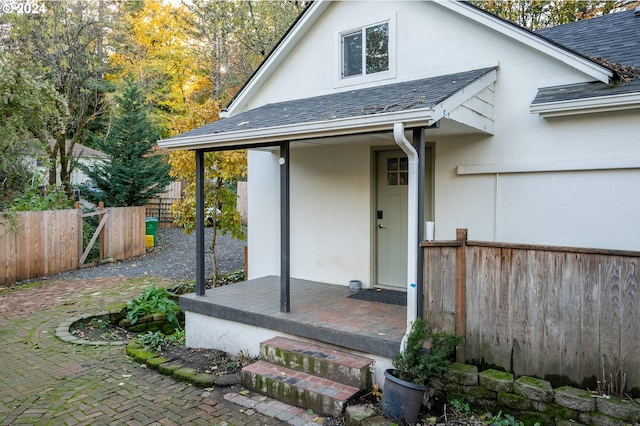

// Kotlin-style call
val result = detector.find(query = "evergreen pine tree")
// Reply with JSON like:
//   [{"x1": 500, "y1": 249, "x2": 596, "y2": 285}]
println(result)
[{"x1": 80, "y1": 79, "x2": 172, "y2": 207}]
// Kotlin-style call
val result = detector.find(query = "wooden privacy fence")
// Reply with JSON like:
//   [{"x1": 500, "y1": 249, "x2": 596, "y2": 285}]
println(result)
[
  {"x1": 0, "y1": 209, "x2": 81, "y2": 285},
  {"x1": 0, "y1": 206, "x2": 146, "y2": 286},
  {"x1": 423, "y1": 229, "x2": 640, "y2": 391}
]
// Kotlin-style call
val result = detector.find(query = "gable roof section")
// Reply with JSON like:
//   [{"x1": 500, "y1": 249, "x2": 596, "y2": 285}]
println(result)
[
  {"x1": 531, "y1": 8, "x2": 640, "y2": 116},
  {"x1": 224, "y1": 0, "x2": 614, "y2": 118},
  {"x1": 159, "y1": 67, "x2": 497, "y2": 150},
  {"x1": 536, "y1": 8, "x2": 640, "y2": 69},
  {"x1": 434, "y1": 1, "x2": 614, "y2": 84}
]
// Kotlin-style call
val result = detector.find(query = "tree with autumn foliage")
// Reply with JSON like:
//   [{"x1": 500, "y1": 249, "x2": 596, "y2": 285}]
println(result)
[
  {"x1": 169, "y1": 150, "x2": 247, "y2": 282},
  {"x1": 165, "y1": 1, "x2": 307, "y2": 281},
  {"x1": 471, "y1": 0, "x2": 632, "y2": 30}
]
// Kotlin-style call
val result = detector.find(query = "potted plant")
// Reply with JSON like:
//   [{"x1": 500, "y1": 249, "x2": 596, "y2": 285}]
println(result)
[{"x1": 381, "y1": 317, "x2": 462, "y2": 423}]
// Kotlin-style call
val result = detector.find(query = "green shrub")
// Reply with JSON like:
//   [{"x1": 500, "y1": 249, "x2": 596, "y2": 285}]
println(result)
[
  {"x1": 126, "y1": 283, "x2": 181, "y2": 329},
  {"x1": 392, "y1": 317, "x2": 462, "y2": 385}
]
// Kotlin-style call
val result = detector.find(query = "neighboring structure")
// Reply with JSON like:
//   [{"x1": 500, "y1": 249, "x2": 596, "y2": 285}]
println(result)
[
  {"x1": 24, "y1": 140, "x2": 108, "y2": 187},
  {"x1": 158, "y1": 0, "x2": 640, "y2": 386}
]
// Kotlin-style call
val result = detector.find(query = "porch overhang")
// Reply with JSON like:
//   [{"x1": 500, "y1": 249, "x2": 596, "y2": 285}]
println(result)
[
  {"x1": 159, "y1": 67, "x2": 497, "y2": 314},
  {"x1": 158, "y1": 67, "x2": 497, "y2": 152}
]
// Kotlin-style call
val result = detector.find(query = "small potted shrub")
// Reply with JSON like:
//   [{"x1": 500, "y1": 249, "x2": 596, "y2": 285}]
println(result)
[{"x1": 381, "y1": 317, "x2": 461, "y2": 423}]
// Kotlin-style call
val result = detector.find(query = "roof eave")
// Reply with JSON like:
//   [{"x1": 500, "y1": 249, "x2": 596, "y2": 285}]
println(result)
[
  {"x1": 530, "y1": 92, "x2": 640, "y2": 117},
  {"x1": 158, "y1": 108, "x2": 437, "y2": 151}
]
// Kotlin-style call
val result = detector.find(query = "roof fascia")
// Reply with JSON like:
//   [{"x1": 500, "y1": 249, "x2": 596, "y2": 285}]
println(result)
[
  {"x1": 158, "y1": 108, "x2": 437, "y2": 151},
  {"x1": 435, "y1": 2, "x2": 613, "y2": 84},
  {"x1": 222, "y1": 1, "x2": 332, "y2": 118},
  {"x1": 530, "y1": 91, "x2": 640, "y2": 117}
]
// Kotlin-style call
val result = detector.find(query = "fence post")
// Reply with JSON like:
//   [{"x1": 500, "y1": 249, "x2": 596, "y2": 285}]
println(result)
[
  {"x1": 98, "y1": 201, "x2": 105, "y2": 260},
  {"x1": 456, "y1": 228, "x2": 468, "y2": 362},
  {"x1": 75, "y1": 202, "x2": 82, "y2": 266}
]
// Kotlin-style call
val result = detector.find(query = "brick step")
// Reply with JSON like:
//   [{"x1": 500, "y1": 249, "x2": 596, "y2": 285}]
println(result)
[
  {"x1": 260, "y1": 336, "x2": 373, "y2": 390},
  {"x1": 241, "y1": 360, "x2": 360, "y2": 418}
]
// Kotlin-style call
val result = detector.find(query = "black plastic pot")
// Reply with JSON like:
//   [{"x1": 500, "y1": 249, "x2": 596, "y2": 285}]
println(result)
[{"x1": 381, "y1": 369, "x2": 428, "y2": 423}]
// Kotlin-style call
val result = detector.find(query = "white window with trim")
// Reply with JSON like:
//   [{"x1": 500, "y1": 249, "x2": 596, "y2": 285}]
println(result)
[{"x1": 338, "y1": 17, "x2": 395, "y2": 85}]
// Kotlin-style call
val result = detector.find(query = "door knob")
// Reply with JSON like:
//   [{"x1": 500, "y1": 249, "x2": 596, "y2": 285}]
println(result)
[{"x1": 378, "y1": 224, "x2": 386, "y2": 229}]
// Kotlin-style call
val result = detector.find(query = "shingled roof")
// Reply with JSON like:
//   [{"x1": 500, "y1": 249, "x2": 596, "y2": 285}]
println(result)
[
  {"x1": 532, "y1": 8, "x2": 640, "y2": 108},
  {"x1": 169, "y1": 67, "x2": 495, "y2": 141},
  {"x1": 161, "y1": 4, "x2": 639, "y2": 148},
  {"x1": 536, "y1": 8, "x2": 640, "y2": 69}
]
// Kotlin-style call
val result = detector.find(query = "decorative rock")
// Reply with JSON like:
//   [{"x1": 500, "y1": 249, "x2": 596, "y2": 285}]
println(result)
[
  {"x1": 126, "y1": 347, "x2": 156, "y2": 363},
  {"x1": 463, "y1": 385, "x2": 496, "y2": 401},
  {"x1": 478, "y1": 369, "x2": 514, "y2": 393},
  {"x1": 157, "y1": 361, "x2": 183, "y2": 376},
  {"x1": 596, "y1": 396, "x2": 640, "y2": 422},
  {"x1": 192, "y1": 373, "x2": 218, "y2": 387},
  {"x1": 498, "y1": 391, "x2": 534, "y2": 411},
  {"x1": 173, "y1": 367, "x2": 198, "y2": 382},
  {"x1": 146, "y1": 356, "x2": 169, "y2": 370},
  {"x1": 579, "y1": 411, "x2": 627, "y2": 426},
  {"x1": 514, "y1": 376, "x2": 553, "y2": 402},
  {"x1": 214, "y1": 373, "x2": 241, "y2": 387},
  {"x1": 554, "y1": 386, "x2": 596, "y2": 412},
  {"x1": 444, "y1": 363, "x2": 478, "y2": 386}
]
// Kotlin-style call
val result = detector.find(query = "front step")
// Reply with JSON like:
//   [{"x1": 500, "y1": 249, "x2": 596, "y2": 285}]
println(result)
[
  {"x1": 241, "y1": 337, "x2": 375, "y2": 417},
  {"x1": 242, "y1": 360, "x2": 360, "y2": 418},
  {"x1": 261, "y1": 336, "x2": 373, "y2": 390}
]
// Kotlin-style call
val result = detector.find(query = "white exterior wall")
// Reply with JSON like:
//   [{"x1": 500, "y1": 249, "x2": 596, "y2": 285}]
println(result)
[
  {"x1": 246, "y1": 0, "x2": 640, "y2": 285},
  {"x1": 435, "y1": 108, "x2": 640, "y2": 250},
  {"x1": 248, "y1": 142, "x2": 385, "y2": 286}
]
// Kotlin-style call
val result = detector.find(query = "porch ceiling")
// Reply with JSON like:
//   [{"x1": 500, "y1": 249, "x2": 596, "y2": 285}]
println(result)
[{"x1": 158, "y1": 67, "x2": 497, "y2": 152}]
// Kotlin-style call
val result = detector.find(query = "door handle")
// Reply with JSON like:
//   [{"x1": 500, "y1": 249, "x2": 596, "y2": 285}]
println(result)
[{"x1": 378, "y1": 224, "x2": 386, "y2": 229}]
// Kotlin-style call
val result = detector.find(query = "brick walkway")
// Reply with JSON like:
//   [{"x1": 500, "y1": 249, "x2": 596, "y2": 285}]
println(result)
[{"x1": 0, "y1": 277, "x2": 294, "y2": 425}]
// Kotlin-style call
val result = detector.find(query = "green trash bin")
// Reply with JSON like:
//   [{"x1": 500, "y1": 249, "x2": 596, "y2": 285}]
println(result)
[{"x1": 145, "y1": 217, "x2": 158, "y2": 248}]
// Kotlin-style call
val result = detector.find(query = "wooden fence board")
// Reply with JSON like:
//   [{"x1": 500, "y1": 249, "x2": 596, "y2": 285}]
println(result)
[
  {"x1": 580, "y1": 254, "x2": 602, "y2": 386},
  {"x1": 1, "y1": 207, "x2": 143, "y2": 286},
  {"x1": 104, "y1": 206, "x2": 145, "y2": 260},
  {"x1": 463, "y1": 247, "x2": 482, "y2": 363},
  {"x1": 621, "y1": 258, "x2": 640, "y2": 389},
  {"x1": 559, "y1": 253, "x2": 582, "y2": 384},
  {"x1": 423, "y1": 236, "x2": 640, "y2": 390},
  {"x1": 0, "y1": 219, "x2": 16, "y2": 284},
  {"x1": 600, "y1": 257, "x2": 622, "y2": 380}
]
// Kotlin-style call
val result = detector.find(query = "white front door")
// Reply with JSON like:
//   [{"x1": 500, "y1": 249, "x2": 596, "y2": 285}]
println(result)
[{"x1": 376, "y1": 150, "x2": 408, "y2": 288}]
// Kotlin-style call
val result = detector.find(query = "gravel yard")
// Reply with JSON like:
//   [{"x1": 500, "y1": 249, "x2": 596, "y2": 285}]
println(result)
[{"x1": 34, "y1": 226, "x2": 245, "y2": 283}]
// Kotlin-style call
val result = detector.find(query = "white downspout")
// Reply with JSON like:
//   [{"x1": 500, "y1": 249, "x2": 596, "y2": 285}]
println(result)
[{"x1": 393, "y1": 122, "x2": 418, "y2": 351}]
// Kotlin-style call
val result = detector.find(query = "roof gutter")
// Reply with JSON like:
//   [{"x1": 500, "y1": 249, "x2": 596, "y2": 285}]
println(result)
[
  {"x1": 393, "y1": 122, "x2": 419, "y2": 352},
  {"x1": 158, "y1": 108, "x2": 436, "y2": 151},
  {"x1": 530, "y1": 91, "x2": 640, "y2": 117}
]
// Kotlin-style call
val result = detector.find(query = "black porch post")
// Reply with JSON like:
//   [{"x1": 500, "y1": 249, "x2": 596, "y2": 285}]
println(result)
[
  {"x1": 195, "y1": 149, "x2": 205, "y2": 296},
  {"x1": 413, "y1": 128, "x2": 426, "y2": 319},
  {"x1": 280, "y1": 142, "x2": 291, "y2": 313}
]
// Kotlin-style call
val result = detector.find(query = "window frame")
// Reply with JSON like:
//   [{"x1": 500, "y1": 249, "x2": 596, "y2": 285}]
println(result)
[{"x1": 336, "y1": 15, "x2": 396, "y2": 87}]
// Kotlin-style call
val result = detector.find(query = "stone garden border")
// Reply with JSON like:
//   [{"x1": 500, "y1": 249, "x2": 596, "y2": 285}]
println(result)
[
  {"x1": 56, "y1": 311, "x2": 128, "y2": 346},
  {"x1": 430, "y1": 362, "x2": 640, "y2": 425}
]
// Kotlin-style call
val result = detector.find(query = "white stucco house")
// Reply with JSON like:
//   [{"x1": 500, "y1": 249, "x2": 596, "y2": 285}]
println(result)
[{"x1": 158, "y1": 1, "x2": 640, "y2": 390}]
